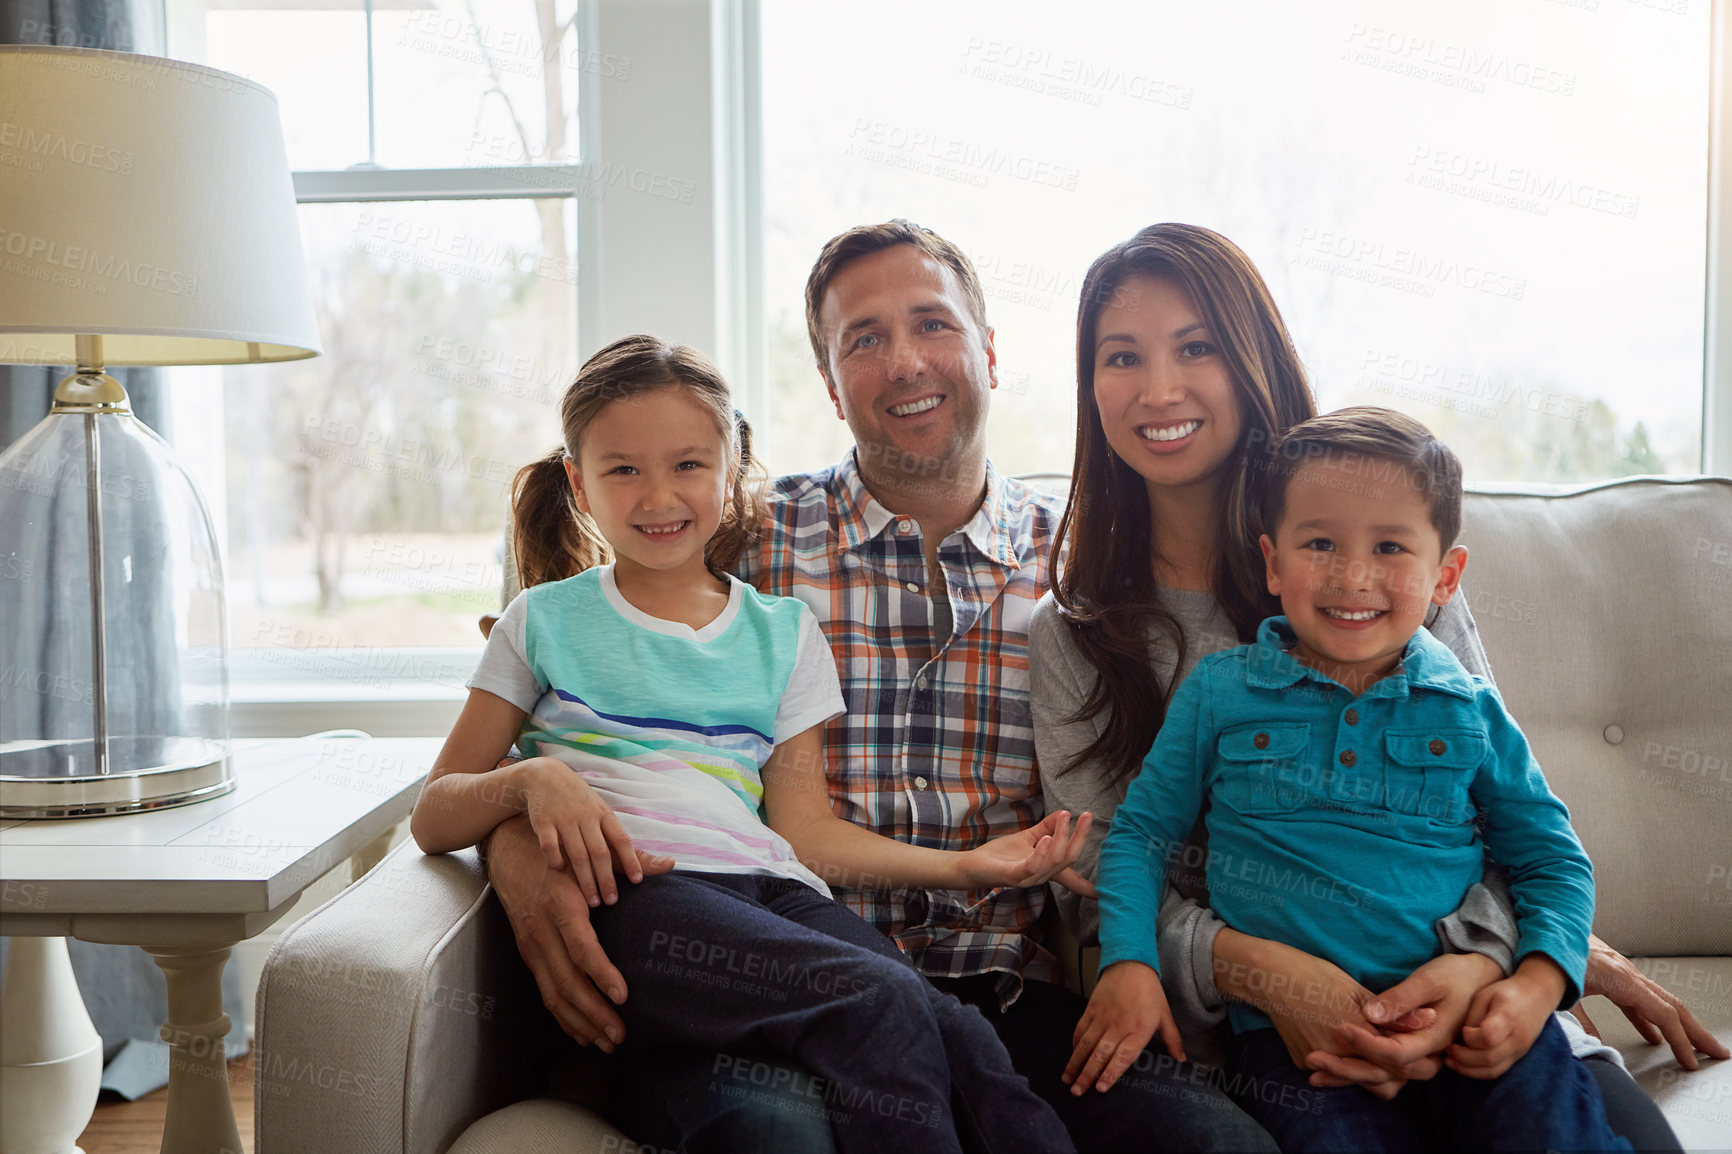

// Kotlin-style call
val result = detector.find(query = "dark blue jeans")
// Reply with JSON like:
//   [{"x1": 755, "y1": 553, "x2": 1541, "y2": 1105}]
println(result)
[
  {"x1": 590, "y1": 871, "x2": 1074, "y2": 1154},
  {"x1": 933, "y1": 973, "x2": 1280, "y2": 1154},
  {"x1": 1224, "y1": 1016, "x2": 1632, "y2": 1152}
]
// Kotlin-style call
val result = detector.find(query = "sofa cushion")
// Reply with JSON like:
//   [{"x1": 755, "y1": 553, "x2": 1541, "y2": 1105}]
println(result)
[
  {"x1": 448, "y1": 1098, "x2": 628, "y2": 1154},
  {"x1": 1459, "y1": 479, "x2": 1732, "y2": 957}
]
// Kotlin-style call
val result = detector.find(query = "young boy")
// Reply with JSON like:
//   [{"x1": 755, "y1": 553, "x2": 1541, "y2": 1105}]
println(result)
[{"x1": 1066, "y1": 408, "x2": 1629, "y2": 1152}]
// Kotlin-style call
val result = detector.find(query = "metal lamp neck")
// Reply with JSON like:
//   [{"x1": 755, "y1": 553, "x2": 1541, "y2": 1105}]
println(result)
[{"x1": 51, "y1": 368, "x2": 131, "y2": 416}]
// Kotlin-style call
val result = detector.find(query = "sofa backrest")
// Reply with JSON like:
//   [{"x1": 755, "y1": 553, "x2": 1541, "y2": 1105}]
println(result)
[{"x1": 1459, "y1": 477, "x2": 1732, "y2": 957}]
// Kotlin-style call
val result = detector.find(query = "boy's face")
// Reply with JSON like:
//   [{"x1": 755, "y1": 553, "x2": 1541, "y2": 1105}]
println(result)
[{"x1": 1259, "y1": 456, "x2": 1467, "y2": 691}]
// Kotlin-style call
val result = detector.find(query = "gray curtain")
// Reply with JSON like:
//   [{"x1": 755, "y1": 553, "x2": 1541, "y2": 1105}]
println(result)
[
  {"x1": 0, "y1": 0, "x2": 169, "y2": 449},
  {"x1": 0, "y1": 0, "x2": 247, "y2": 1098}
]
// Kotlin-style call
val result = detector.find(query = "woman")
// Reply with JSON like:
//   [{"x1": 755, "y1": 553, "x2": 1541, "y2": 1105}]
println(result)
[{"x1": 1031, "y1": 223, "x2": 1719, "y2": 1148}]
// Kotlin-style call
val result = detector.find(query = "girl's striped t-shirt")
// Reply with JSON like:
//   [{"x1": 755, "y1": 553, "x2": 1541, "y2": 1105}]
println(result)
[{"x1": 468, "y1": 564, "x2": 845, "y2": 894}]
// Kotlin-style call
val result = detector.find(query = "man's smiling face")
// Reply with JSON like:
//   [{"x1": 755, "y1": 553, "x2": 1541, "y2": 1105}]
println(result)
[{"x1": 817, "y1": 243, "x2": 997, "y2": 496}]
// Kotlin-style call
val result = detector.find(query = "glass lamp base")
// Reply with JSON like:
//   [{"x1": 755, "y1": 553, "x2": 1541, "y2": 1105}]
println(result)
[{"x1": 0, "y1": 737, "x2": 233, "y2": 818}]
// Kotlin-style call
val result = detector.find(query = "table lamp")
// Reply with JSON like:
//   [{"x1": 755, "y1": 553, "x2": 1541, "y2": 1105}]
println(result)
[{"x1": 0, "y1": 46, "x2": 320, "y2": 817}]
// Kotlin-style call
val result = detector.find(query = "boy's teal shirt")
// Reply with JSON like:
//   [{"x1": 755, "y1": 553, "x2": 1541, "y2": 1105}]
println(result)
[{"x1": 1097, "y1": 616, "x2": 1594, "y2": 1033}]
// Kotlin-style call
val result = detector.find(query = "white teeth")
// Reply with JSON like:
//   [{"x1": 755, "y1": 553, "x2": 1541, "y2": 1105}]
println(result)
[
  {"x1": 1139, "y1": 420, "x2": 1200, "y2": 442},
  {"x1": 639, "y1": 523, "x2": 686, "y2": 535},
  {"x1": 889, "y1": 396, "x2": 942, "y2": 416},
  {"x1": 1323, "y1": 608, "x2": 1383, "y2": 621}
]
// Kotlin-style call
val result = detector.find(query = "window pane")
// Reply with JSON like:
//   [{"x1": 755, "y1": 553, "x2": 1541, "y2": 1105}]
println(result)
[
  {"x1": 762, "y1": 0, "x2": 1708, "y2": 482},
  {"x1": 224, "y1": 199, "x2": 577, "y2": 651},
  {"x1": 201, "y1": 0, "x2": 585, "y2": 171}
]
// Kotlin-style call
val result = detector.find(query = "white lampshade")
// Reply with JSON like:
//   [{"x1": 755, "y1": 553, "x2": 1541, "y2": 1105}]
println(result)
[{"x1": 0, "y1": 45, "x2": 321, "y2": 365}]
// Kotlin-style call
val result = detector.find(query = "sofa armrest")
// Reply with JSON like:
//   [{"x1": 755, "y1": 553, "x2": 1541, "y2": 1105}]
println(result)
[{"x1": 255, "y1": 842, "x2": 568, "y2": 1154}]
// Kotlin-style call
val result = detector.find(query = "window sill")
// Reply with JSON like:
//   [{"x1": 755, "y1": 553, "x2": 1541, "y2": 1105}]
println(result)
[{"x1": 229, "y1": 647, "x2": 474, "y2": 739}]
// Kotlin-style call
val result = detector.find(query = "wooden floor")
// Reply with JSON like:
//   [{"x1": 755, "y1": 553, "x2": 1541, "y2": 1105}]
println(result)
[{"x1": 77, "y1": 1053, "x2": 254, "y2": 1154}]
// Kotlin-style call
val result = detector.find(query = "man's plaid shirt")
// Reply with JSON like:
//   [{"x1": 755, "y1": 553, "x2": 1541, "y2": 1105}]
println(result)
[{"x1": 736, "y1": 449, "x2": 1064, "y2": 1008}]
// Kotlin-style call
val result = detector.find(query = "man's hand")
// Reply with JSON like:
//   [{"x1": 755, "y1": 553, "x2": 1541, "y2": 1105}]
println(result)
[
  {"x1": 1574, "y1": 933, "x2": 1730, "y2": 1071},
  {"x1": 959, "y1": 810, "x2": 1098, "y2": 897},
  {"x1": 1063, "y1": 961, "x2": 1182, "y2": 1095},
  {"x1": 1315, "y1": 951, "x2": 1502, "y2": 1089},
  {"x1": 1446, "y1": 955, "x2": 1566, "y2": 1079},
  {"x1": 484, "y1": 813, "x2": 671, "y2": 1051}
]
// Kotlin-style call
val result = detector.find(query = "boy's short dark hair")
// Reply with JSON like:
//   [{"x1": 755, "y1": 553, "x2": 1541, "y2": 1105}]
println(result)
[{"x1": 1261, "y1": 406, "x2": 1464, "y2": 550}]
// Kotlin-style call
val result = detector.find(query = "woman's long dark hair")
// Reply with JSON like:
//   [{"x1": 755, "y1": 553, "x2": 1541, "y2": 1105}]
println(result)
[
  {"x1": 511, "y1": 335, "x2": 768, "y2": 589},
  {"x1": 1053, "y1": 224, "x2": 1316, "y2": 784}
]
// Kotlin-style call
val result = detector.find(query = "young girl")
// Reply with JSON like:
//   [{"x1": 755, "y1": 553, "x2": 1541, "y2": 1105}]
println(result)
[{"x1": 410, "y1": 334, "x2": 1079, "y2": 1154}]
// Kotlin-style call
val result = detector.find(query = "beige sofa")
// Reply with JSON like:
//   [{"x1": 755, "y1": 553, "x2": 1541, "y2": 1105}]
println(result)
[{"x1": 254, "y1": 476, "x2": 1732, "y2": 1152}]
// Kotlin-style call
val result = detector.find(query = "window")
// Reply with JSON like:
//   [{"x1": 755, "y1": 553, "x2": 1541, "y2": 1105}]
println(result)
[
  {"x1": 760, "y1": 0, "x2": 1712, "y2": 483},
  {"x1": 152, "y1": 0, "x2": 1722, "y2": 729},
  {"x1": 168, "y1": 0, "x2": 584, "y2": 677}
]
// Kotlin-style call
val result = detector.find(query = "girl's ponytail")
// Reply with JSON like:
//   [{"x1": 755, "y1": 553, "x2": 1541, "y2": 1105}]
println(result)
[{"x1": 510, "y1": 448, "x2": 606, "y2": 589}]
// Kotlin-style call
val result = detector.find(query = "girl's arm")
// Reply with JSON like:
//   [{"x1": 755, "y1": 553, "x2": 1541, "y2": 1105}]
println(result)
[
  {"x1": 412, "y1": 688, "x2": 658, "y2": 906},
  {"x1": 412, "y1": 688, "x2": 536, "y2": 854},
  {"x1": 762, "y1": 724, "x2": 1094, "y2": 893}
]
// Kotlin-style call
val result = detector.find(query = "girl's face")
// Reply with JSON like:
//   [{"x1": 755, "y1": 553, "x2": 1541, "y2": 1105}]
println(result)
[
  {"x1": 1091, "y1": 275, "x2": 1245, "y2": 501},
  {"x1": 565, "y1": 385, "x2": 733, "y2": 581}
]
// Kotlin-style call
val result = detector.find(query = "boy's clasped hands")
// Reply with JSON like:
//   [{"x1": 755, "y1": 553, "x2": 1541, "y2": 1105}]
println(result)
[{"x1": 1062, "y1": 945, "x2": 1570, "y2": 1100}]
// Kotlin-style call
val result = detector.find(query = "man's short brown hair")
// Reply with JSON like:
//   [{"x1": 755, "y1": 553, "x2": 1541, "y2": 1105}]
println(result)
[
  {"x1": 1261, "y1": 406, "x2": 1464, "y2": 550},
  {"x1": 803, "y1": 219, "x2": 990, "y2": 380}
]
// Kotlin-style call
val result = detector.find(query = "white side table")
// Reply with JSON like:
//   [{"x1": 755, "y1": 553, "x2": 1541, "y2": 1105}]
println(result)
[{"x1": 0, "y1": 736, "x2": 436, "y2": 1154}]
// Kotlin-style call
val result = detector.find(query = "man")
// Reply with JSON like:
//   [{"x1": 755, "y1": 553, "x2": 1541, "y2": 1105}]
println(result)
[{"x1": 482, "y1": 219, "x2": 1273, "y2": 1152}]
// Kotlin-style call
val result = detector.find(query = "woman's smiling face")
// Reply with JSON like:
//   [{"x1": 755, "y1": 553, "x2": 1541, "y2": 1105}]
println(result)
[{"x1": 1091, "y1": 274, "x2": 1245, "y2": 499}]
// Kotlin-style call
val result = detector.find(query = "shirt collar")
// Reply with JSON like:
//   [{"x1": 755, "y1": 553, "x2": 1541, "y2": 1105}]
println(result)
[
  {"x1": 831, "y1": 449, "x2": 1022, "y2": 569},
  {"x1": 831, "y1": 447, "x2": 890, "y2": 553},
  {"x1": 1247, "y1": 615, "x2": 1478, "y2": 700}
]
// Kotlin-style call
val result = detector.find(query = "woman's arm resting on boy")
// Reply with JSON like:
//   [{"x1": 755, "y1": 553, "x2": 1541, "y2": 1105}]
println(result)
[
  {"x1": 1425, "y1": 844, "x2": 1724, "y2": 1067},
  {"x1": 763, "y1": 725, "x2": 1097, "y2": 894},
  {"x1": 484, "y1": 814, "x2": 672, "y2": 1050},
  {"x1": 1575, "y1": 934, "x2": 1730, "y2": 1070},
  {"x1": 1211, "y1": 930, "x2": 1499, "y2": 1100}
]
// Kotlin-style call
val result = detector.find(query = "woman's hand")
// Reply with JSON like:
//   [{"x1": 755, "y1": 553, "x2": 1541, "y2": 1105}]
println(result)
[
  {"x1": 958, "y1": 810, "x2": 1098, "y2": 896},
  {"x1": 1213, "y1": 929, "x2": 1416, "y2": 1100},
  {"x1": 1316, "y1": 951, "x2": 1502, "y2": 1088},
  {"x1": 1063, "y1": 961, "x2": 1183, "y2": 1095},
  {"x1": 515, "y1": 757, "x2": 670, "y2": 906},
  {"x1": 1574, "y1": 933, "x2": 1730, "y2": 1070}
]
